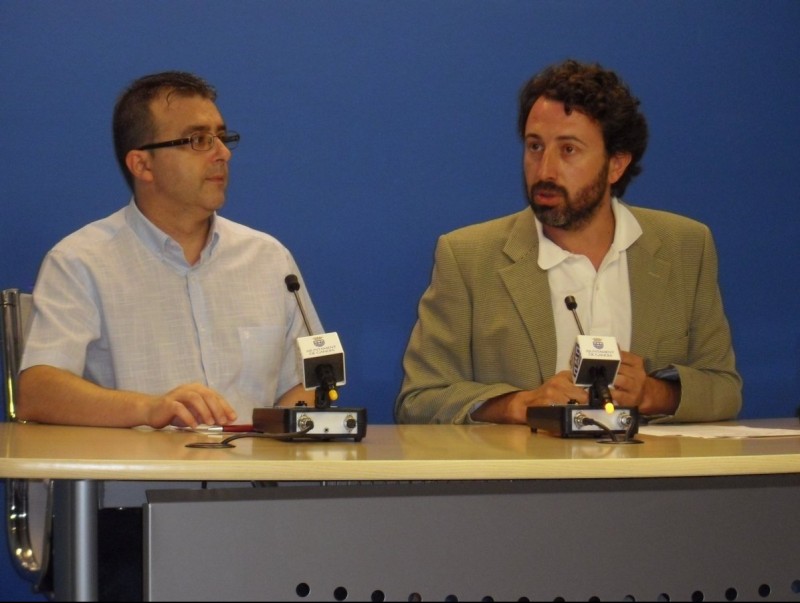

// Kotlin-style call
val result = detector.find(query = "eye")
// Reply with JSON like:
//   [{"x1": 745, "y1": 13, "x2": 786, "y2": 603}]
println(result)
[
  {"x1": 526, "y1": 141, "x2": 543, "y2": 153},
  {"x1": 190, "y1": 133, "x2": 214, "y2": 150},
  {"x1": 563, "y1": 144, "x2": 576, "y2": 155}
]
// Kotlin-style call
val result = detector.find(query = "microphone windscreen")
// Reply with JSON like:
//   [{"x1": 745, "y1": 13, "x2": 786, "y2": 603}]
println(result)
[{"x1": 285, "y1": 274, "x2": 300, "y2": 292}]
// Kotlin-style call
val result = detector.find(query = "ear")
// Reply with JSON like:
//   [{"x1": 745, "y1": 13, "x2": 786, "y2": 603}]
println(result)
[
  {"x1": 608, "y1": 152, "x2": 633, "y2": 186},
  {"x1": 125, "y1": 149, "x2": 155, "y2": 184}
]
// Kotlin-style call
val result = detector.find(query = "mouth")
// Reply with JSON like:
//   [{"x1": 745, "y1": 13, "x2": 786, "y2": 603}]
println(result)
[
  {"x1": 206, "y1": 174, "x2": 227, "y2": 185},
  {"x1": 533, "y1": 191, "x2": 564, "y2": 209},
  {"x1": 535, "y1": 190, "x2": 560, "y2": 201},
  {"x1": 530, "y1": 182, "x2": 566, "y2": 206}
]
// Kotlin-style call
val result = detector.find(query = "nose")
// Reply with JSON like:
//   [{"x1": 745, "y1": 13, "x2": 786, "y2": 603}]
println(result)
[
  {"x1": 537, "y1": 147, "x2": 558, "y2": 182},
  {"x1": 211, "y1": 135, "x2": 233, "y2": 161}
]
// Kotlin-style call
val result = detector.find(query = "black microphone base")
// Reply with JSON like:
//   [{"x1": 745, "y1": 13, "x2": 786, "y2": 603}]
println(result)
[
  {"x1": 252, "y1": 406, "x2": 367, "y2": 442},
  {"x1": 527, "y1": 404, "x2": 639, "y2": 439}
]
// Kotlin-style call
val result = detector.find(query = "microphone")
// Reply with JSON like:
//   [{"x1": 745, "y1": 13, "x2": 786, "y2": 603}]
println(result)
[
  {"x1": 284, "y1": 274, "x2": 346, "y2": 408},
  {"x1": 250, "y1": 276, "x2": 365, "y2": 441},
  {"x1": 563, "y1": 296, "x2": 620, "y2": 411},
  {"x1": 527, "y1": 298, "x2": 638, "y2": 441}
]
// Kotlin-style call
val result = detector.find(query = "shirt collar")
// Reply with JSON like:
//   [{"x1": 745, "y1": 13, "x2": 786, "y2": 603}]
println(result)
[
  {"x1": 125, "y1": 198, "x2": 221, "y2": 267},
  {"x1": 536, "y1": 197, "x2": 643, "y2": 270}
]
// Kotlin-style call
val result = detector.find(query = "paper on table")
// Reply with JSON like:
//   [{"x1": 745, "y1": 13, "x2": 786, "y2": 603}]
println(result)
[{"x1": 639, "y1": 424, "x2": 800, "y2": 439}]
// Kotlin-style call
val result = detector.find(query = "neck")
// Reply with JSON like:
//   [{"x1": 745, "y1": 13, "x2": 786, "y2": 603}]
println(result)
[
  {"x1": 135, "y1": 198, "x2": 212, "y2": 265},
  {"x1": 165, "y1": 219, "x2": 211, "y2": 266},
  {"x1": 543, "y1": 201, "x2": 616, "y2": 271}
]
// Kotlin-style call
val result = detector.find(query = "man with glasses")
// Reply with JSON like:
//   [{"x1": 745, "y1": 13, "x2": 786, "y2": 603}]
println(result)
[
  {"x1": 18, "y1": 71, "x2": 322, "y2": 430},
  {"x1": 16, "y1": 72, "x2": 324, "y2": 600}
]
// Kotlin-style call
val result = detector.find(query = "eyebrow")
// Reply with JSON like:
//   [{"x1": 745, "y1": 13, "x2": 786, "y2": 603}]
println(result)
[
  {"x1": 525, "y1": 133, "x2": 587, "y2": 146},
  {"x1": 179, "y1": 124, "x2": 228, "y2": 137}
]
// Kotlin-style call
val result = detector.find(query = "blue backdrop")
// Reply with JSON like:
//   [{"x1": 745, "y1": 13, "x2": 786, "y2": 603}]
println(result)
[{"x1": 2, "y1": 1, "x2": 799, "y2": 599}]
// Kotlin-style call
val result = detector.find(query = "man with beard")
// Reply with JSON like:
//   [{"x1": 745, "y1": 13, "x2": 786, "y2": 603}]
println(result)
[{"x1": 395, "y1": 59, "x2": 741, "y2": 425}]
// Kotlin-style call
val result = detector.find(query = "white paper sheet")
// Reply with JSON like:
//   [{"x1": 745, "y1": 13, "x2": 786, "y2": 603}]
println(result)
[{"x1": 639, "y1": 424, "x2": 800, "y2": 438}]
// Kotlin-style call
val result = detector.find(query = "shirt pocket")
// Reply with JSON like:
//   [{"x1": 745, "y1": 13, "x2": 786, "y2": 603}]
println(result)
[{"x1": 237, "y1": 325, "x2": 284, "y2": 406}]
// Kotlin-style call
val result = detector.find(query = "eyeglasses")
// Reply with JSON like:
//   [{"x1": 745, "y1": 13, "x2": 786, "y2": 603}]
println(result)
[{"x1": 137, "y1": 131, "x2": 240, "y2": 152}]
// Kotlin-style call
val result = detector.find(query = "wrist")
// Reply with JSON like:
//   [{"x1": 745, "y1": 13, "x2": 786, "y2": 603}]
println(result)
[
  {"x1": 470, "y1": 391, "x2": 521, "y2": 424},
  {"x1": 640, "y1": 377, "x2": 680, "y2": 416}
]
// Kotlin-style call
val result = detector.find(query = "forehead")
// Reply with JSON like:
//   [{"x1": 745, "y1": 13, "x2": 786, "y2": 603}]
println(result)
[
  {"x1": 149, "y1": 92, "x2": 224, "y2": 135},
  {"x1": 525, "y1": 97, "x2": 604, "y2": 144}
]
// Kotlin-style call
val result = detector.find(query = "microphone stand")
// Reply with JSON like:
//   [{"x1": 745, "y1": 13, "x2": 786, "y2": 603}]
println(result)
[
  {"x1": 285, "y1": 274, "x2": 339, "y2": 410},
  {"x1": 248, "y1": 275, "x2": 368, "y2": 441},
  {"x1": 526, "y1": 297, "x2": 642, "y2": 443}
]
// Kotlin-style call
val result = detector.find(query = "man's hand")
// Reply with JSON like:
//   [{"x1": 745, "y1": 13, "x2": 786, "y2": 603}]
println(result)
[
  {"x1": 612, "y1": 351, "x2": 679, "y2": 415},
  {"x1": 470, "y1": 370, "x2": 589, "y2": 424},
  {"x1": 17, "y1": 366, "x2": 239, "y2": 429},
  {"x1": 144, "y1": 383, "x2": 238, "y2": 429}
]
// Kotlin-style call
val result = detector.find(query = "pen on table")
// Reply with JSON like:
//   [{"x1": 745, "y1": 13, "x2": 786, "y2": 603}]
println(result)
[{"x1": 193, "y1": 424, "x2": 255, "y2": 433}]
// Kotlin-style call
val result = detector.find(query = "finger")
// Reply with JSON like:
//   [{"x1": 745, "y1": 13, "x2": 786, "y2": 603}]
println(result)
[
  {"x1": 613, "y1": 369, "x2": 630, "y2": 390},
  {"x1": 185, "y1": 386, "x2": 238, "y2": 425},
  {"x1": 170, "y1": 403, "x2": 201, "y2": 429},
  {"x1": 547, "y1": 387, "x2": 589, "y2": 405},
  {"x1": 192, "y1": 386, "x2": 237, "y2": 424},
  {"x1": 619, "y1": 350, "x2": 645, "y2": 370},
  {"x1": 204, "y1": 391, "x2": 237, "y2": 425},
  {"x1": 610, "y1": 388, "x2": 632, "y2": 407},
  {"x1": 618, "y1": 351, "x2": 635, "y2": 367},
  {"x1": 173, "y1": 389, "x2": 218, "y2": 426}
]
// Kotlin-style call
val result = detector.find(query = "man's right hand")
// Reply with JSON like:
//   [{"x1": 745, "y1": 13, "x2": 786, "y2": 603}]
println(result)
[
  {"x1": 470, "y1": 370, "x2": 589, "y2": 424},
  {"x1": 144, "y1": 383, "x2": 238, "y2": 429},
  {"x1": 18, "y1": 365, "x2": 238, "y2": 429}
]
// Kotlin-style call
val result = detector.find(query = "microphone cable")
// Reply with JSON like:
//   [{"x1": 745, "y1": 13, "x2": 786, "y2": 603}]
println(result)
[
  {"x1": 576, "y1": 412, "x2": 643, "y2": 445},
  {"x1": 185, "y1": 424, "x2": 314, "y2": 449},
  {"x1": 574, "y1": 414, "x2": 619, "y2": 443}
]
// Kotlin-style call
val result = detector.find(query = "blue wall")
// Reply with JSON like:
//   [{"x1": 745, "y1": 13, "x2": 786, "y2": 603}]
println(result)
[{"x1": 2, "y1": 1, "x2": 799, "y2": 599}]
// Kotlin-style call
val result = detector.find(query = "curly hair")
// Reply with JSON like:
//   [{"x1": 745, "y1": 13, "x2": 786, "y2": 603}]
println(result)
[
  {"x1": 112, "y1": 71, "x2": 217, "y2": 191},
  {"x1": 517, "y1": 60, "x2": 648, "y2": 198}
]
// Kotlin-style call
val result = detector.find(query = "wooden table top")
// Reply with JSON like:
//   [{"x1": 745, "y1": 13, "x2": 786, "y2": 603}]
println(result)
[{"x1": 1, "y1": 419, "x2": 799, "y2": 482}]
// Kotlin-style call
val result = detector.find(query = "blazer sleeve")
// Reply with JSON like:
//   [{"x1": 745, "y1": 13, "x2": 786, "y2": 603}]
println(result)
[
  {"x1": 654, "y1": 223, "x2": 743, "y2": 422},
  {"x1": 394, "y1": 235, "x2": 522, "y2": 424}
]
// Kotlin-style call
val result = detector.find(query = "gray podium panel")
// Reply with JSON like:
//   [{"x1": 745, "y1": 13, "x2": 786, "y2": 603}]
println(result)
[{"x1": 145, "y1": 476, "x2": 800, "y2": 601}]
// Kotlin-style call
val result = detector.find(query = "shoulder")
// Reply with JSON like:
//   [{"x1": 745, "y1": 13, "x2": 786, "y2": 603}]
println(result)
[
  {"x1": 625, "y1": 203, "x2": 717, "y2": 264},
  {"x1": 441, "y1": 209, "x2": 531, "y2": 249},
  {"x1": 48, "y1": 207, "x2": 129, "y2": 256},
  {"x1": 214, "y1": 215, "x2": 296, "y2": 262},
  {"x1": 215, "y1": 215, "x2": 290, "y2": 248},
  {"x1": 627, "y1": 204, "x2": 711, "y2": 240}
]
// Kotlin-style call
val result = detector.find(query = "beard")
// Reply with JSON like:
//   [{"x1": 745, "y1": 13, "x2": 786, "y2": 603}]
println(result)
[{"x1": 526, "y1": 160, "x2": 610, "y2": 231}]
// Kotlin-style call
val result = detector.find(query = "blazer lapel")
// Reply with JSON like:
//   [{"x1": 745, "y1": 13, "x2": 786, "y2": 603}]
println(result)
[
  {"x1": 498, "y1": 210, "x2": 557, "y2": 381},
  {"x1": 494, "y1": 207, "x2": 673, "y2": 379},
  {"x1": 627, "y1": 224, "x2": 671, "y2": 359}
]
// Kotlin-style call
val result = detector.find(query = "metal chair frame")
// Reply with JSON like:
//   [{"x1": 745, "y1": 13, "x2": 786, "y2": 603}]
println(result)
[{"x1": 2, "y1": 288, "x2": 54, "y2": 597}]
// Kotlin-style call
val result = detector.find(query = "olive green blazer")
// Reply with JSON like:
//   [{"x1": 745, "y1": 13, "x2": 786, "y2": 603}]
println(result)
[{"x1": 395, "y1": 205, "x2": 742, "y2": 424}]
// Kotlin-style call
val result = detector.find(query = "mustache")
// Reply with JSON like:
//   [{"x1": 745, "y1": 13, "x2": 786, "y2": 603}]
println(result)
[{"x1": 530, "y1": 181, "x2": 568, "y2": 198}]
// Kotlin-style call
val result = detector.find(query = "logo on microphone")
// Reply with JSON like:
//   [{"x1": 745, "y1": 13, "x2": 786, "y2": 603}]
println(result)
[
  {"x1": 592, "y1": 338, "x2": 605, "y2": 350},
  {"x1": 313, "y1": 336, "x2": 326, "y2": 347}
]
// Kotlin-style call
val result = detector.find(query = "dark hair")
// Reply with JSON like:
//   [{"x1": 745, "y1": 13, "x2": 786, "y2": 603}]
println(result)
[
  {"x1": 517, "y1": 60, "x2": 648, "y2": 198},
  {"x1": 112, "y1": 71, "x2": 217, "y2": 191}
]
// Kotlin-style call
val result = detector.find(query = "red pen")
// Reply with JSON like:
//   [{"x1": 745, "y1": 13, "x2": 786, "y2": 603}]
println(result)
[{"x1": 193, "y1": 424, "x2": 255, "y2": 433}]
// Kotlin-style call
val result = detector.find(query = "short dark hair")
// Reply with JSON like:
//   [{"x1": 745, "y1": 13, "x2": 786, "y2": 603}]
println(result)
[
  {"x1": 112, "y1": 71, "x2": 217, "y2": 191},
  {"x1": 517, "y1": 60, "x2": 648, "y2": 198}
]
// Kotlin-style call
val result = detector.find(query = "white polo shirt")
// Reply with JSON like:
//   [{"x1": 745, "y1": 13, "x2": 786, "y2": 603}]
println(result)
[{"x1": 535, "y1": 197, "x2": 643, "y2": 372}]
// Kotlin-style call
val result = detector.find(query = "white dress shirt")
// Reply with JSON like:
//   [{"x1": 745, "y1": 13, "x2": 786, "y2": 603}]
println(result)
[{"x1": 21, "y1": 199, "x2": 322, "y2": 421}]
